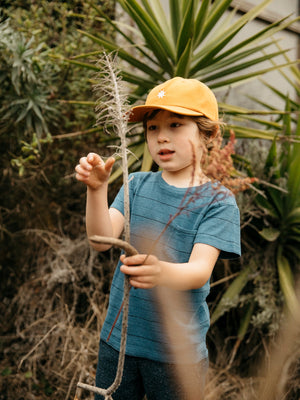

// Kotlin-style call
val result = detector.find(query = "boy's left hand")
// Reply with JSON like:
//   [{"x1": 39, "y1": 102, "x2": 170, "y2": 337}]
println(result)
[{"x1": 120, "y1": 254, "x2": 164, "y2": 289}]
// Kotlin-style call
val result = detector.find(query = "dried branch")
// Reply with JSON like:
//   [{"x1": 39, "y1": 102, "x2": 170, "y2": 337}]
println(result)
[
  {"x1": 93, "y1": 52, "x2": 131, "y2": 243},
  {"x1": 89, "y1": 236, "x2": 138, "y2": 257},
  {"x1": 78, "y1": 53, "x2": 133, "y2": 399}
]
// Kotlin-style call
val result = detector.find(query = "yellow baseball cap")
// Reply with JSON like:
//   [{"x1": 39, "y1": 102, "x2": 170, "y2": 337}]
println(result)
[{"x1": 129, "y1": 77, "x2": 218, "y2": 122}]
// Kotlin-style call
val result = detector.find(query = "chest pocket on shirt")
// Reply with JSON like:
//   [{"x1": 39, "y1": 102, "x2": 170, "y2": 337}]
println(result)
[{"x1": 163, "y1": 221, "x2": 198, "y2": 262}]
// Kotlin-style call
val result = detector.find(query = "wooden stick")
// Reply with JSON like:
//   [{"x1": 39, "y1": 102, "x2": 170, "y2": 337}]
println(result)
[{"x1": 77, "y1": 236, "x2": 138, "y2": 398}]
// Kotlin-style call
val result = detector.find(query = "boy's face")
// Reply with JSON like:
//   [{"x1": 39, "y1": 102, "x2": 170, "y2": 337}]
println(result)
[{"x1": 146, "y1": 110, "x2": 205, "y2": 184}]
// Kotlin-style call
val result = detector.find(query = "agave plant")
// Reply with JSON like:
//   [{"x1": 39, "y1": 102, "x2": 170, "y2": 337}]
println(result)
[
  {"x1": 250, "y1": 66, "x2": 300, "y2": 317},
  {"x1": 64, "y1": 0, "x2": 298, "y2": 173},
  {"x1": 210, "y1": 60, "x2": 300, "y2": 364}
]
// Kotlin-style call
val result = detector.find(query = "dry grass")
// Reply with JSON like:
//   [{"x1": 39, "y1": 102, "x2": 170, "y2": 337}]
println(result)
[
  {"x1": 156, "y1": 283, "x2": 300, "y2": 400},
  {"x1": 1, "y1": 231, "x2": 299, "y2": 400},
  {"x1": 1, "y1": 230, "x2": 114, "y2": 399}
]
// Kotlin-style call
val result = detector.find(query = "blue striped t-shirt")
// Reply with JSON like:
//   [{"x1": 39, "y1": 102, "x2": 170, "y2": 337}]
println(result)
[{"x1": 100, "y1": 171, "x2": 241, "y2": 362}]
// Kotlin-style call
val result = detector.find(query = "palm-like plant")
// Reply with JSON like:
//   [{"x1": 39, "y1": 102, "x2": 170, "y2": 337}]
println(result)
[
  {"x1": 65, "y1": 0, "x2": 298, "y2": 173},
  {"x1": 249, "y1": 65, "x2": 300, "y2": 317},
  {"x1": 210, "y1": 60, "x2": 300, "y2": 364},
  {"x1": 76, "y1": 0, "x2": 296, "y2": 89}
]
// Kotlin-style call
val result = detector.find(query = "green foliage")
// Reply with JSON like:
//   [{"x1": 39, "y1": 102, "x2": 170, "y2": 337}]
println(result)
[
  {"x1": 0, "y1": 4, "x2": 118, "y2": 400},
  {"x1": 247, "y1": 61, "x2": 300, "y2": 314},
  {"x1": 0, "y1": 1, "x2": 116, "y2": 167},
  {"x1": 64, "y1": 0, "x2": 299, "y2": 176},
  {"x1": 254, "y1": 125, "x2": 300, "y2": 314},
  {"x1": 1, "y1": 367, "x2": 12, "y2": 377},
  {"x1": 209, "y1": 63, "x2": 300, "y2": 367},
  {"x1": 0, "y1": 0, "x2": 116, "y2": 315},
  {"x1": 76, "y1": 0, "x2": 297, "y2": 90},
  {"x1": 0, "y1": 19, "x2": 59, "y2": 142},
  {"x1": 211, "y1": 265, "x2": 252, "y2": 324}
]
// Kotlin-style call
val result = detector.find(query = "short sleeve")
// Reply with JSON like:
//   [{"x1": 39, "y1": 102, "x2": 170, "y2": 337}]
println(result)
[{"x1": 195, "y1": 200, "x2": 241, "y2": 260}]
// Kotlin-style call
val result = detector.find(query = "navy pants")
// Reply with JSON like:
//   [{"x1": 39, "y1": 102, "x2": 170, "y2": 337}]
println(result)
[{"x1": 95, "y1": 340, "x2": 207, "y2": 400}]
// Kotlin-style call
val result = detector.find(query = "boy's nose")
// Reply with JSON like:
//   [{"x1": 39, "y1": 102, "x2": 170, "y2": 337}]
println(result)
[{"x1": 157, "y1": 131, "x2": 170, "y2": 143}]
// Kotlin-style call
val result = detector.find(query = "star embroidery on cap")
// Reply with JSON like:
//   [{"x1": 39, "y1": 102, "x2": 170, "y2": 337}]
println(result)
[{"x1": 157, "y1": 89, "x2": 166, "y2": 99}]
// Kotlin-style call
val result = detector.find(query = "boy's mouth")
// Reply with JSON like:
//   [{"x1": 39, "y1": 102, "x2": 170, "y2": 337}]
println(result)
[
  {"x1": 158, "y1": 149, "x2": 175, "y2": 161},
  {"x1": 158, "y1": 149, "x2": 175, "y2": 155}
]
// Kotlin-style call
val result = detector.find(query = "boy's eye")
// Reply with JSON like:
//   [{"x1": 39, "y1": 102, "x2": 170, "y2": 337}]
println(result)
[
  {"x1": 170, "y1": 122, "x2": 181, "y2": 128},
  {"x1": 147, "y1": 124, "x2": 157, "y2": 131}
]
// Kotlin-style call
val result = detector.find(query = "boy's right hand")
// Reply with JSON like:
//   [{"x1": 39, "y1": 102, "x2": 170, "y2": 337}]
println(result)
[{"x1": 75, "y1": 153, "x2": 115, "y2": 190}]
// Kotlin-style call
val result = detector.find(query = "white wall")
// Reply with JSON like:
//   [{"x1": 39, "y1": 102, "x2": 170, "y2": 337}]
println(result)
[
  {"x1": 250, "y1": 0, "x2": 297, "y2": 16},
  {"x1": 222, "y1": 0, "x2": 299, "y2": 111},
  {"x1": 159, "y1": 0, "x2": 299, "y2": 110}
]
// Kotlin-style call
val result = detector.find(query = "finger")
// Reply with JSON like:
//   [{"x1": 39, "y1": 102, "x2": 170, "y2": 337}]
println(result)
[
  {"x1": 78, "y1": 157, "x2": 92, "y2": 170},
  {"x1": 120, "y1": 264, "x2": 153, "y2": 277},
  {"x1": 87, "y1": 152, "x2": 103, "y2": 166},
  {"x1": 122, "y1": 254, "x2": 148, "y2": 266},
  {"x1": 75, "y1": 173, "x2": 89, "y2": 183},
  {"x1": 132, "y1": 275, "x2": 154, "y2": 283},
  {"x1": 129, "y1": 278, "x2": 154, "y2": 290},
  {"x1": 120, "y1": 264, "x2": 141, "y2": 276},
  {"x1": 104, "y1": 157, "x2": 115, "y2": 172},
  {"x1": 75, "y1": 164, "x2": 90, "y2": 177},
  {"x1": 75, "y1": 172, "x2": 83, "y2": 182}
]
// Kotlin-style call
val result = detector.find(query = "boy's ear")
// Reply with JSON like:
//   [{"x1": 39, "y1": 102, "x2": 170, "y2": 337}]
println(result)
[{"x1": 207, "y1": 126, "x2": 220, "y2": 143}]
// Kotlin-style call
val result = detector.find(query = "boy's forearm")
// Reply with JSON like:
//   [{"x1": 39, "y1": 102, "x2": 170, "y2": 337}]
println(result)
[
  {"x1": 159, "y1": 243, "x2": 219, "y2": 291},
  {"x1": 159, "y1": 260, "x2": 212, "y2": 291},
  {"x1": 85, "y1": 183, "x2": 114, "y2": 251}
]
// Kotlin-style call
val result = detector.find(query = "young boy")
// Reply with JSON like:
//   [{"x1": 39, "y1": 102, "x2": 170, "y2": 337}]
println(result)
[{"x1": 75, "y1": 77, "x2": 241, "y2": 399}]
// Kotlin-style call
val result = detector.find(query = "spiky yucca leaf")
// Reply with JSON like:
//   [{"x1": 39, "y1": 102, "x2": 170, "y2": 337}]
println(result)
[
  {"x1": 61, "y1": 0, "x2": 299, "y2": 174},
  {"x1": 70, "y1": 0, "x2": 298, "y2": 100}
]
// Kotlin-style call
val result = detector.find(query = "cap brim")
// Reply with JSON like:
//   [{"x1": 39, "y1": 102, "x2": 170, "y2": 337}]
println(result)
[{"x1": 128, "y1": 105, "x2": 205, "y2": 122}]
